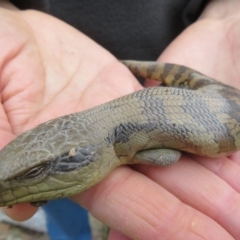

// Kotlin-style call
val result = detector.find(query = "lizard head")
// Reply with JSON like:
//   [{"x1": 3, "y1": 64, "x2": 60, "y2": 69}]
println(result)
[{"x1": 0, "y1": 114, "x2": 114, "y2": 207}]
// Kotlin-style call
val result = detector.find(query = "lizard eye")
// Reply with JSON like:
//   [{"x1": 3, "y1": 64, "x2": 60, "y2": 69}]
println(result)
[{"x1": 15, "y1": 163, "x2": 49, "y2": 180}]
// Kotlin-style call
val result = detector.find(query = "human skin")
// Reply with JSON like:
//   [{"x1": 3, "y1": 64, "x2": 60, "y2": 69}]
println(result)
[{"x1": 1, "y1": 0, "x2": 240, "y2": 239}]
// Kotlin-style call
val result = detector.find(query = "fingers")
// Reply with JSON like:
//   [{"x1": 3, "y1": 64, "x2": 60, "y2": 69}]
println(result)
[
  {"x1": 72, "y1": 166, "x2": 234, "y2": 240},
  {"x1": 2, "y1": 203, "x2": 38, "y2": 221},
  {"x1": 136, "y1": 156, "x2": 240, "y2": 239},
  {"x1": 194, "y1": 154, "x2": 240, "y2": 193},
  {"x1": 109, "y1": 229, "x2": 132, "y2": 240}
]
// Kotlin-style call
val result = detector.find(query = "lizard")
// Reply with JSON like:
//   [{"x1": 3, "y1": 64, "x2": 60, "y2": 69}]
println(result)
[{"x1": 0, "y1": 60, "x2": 239, "y2": 207}]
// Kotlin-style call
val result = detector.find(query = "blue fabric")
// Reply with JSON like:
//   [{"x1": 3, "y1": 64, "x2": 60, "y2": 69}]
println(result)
[{"x1": 43, "y1": 198, "x2": 91, "y2": 240}]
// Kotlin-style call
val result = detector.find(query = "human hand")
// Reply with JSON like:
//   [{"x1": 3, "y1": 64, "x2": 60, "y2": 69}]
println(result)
[
  {"x1": 120, "y1": 1, "x2": 240, "y2": 239},
  {"x1": 2, "y1": 1, "x2": 240, "y2": 240},
  {"x1": 0, "y1": 2, "x2": 141, "y2": 221}
]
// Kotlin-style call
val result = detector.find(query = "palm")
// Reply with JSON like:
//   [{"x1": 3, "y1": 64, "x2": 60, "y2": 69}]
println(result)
[{"x1": 0, "y1": 9, "x2": 141, "y2": 140}]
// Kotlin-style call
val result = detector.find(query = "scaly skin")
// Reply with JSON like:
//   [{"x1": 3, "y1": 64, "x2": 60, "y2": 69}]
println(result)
[{"x1": 0, "y1": 60, "x2": 240, "y2": 207}]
